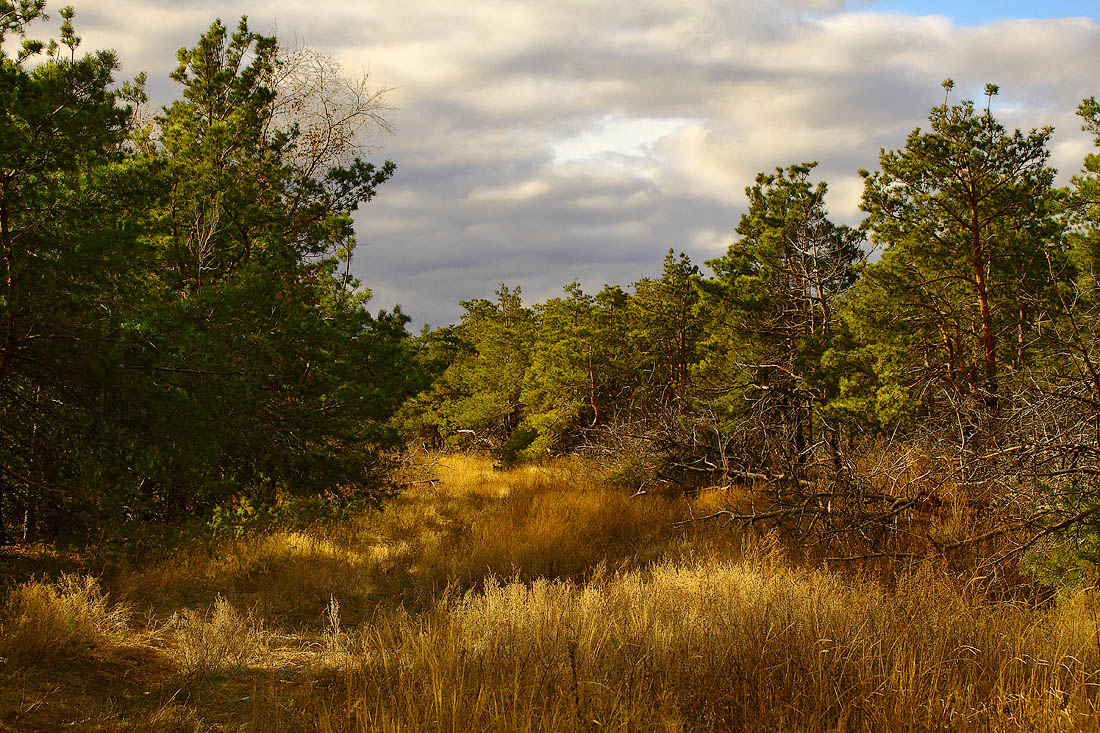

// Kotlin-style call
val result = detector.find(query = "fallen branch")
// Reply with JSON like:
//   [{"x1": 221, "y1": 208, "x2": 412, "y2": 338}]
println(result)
[
  {"x1": 672, "y1": 507, "x2": 804, "y2": 527},
  {"x1": 977, "y1": 506, "x2": 1100, "y2": 571},
  {"x1": 826, "y1": 551, "x2": 918, "y2": 562}
]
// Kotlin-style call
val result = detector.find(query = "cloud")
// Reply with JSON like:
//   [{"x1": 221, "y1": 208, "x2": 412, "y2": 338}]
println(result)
[{"x1": 65, "y1": 0, "x2": 1100, "y2": 327}]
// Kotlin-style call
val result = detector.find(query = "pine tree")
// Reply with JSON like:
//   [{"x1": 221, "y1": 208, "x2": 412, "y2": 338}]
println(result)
[
  {"x1": 850, "y1": 84, "x2": 1062, "y2": 426},
  {"x1": 629, "y1": 250, "x2": 702, "y2": 398},
  {"x1": 137, "y1": 18, "x2": 407, "y2": 516},
  {"x1": 0, "y1": 2, "x2": 149, "y2": 540},
  {"x1": 698, "y1": 163, "x2": 862, "y2": 476}
]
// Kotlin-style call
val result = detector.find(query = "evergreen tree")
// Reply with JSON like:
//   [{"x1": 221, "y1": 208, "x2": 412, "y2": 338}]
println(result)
[
  {"x1": 400, "y1": 285, "x2": 534, "y2": 452},
  {"x1": 698, "y1": 162, "x2": 862, "y2": 477},
  {"x1": 520, "y1": 283, "x2": 597, "y2": 457},
  {"x1": 1069, "y1": 96, "x2": 1100, "y2": 298},
  {"x1": 519, "y1": 282, "x2": 632, "y2": 458},
  {"x1": 629, "y1": 250, "x2": 702, "y2": 399},
  {"x1": 0, "y1": 9, "x2": 413, "y2": 541},
  {"x1": 849, "y1": 84, "x2": 1062, "y2": 428},
  {"x1": 0, "y1": 2, "x2": 150, "y2": 540},
  {"x1": 134, "y1": 18, "x2": 408, "y2": 517}
]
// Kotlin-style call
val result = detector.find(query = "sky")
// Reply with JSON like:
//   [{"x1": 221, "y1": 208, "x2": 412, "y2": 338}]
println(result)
[{"x1": 62, "y1": 0, "x2": 1100, "y2": 328}]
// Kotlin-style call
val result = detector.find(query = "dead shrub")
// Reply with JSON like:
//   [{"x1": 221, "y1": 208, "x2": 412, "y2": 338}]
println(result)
[{"x1": 170, "y1": 595, "x2": 268, "y2": 680}]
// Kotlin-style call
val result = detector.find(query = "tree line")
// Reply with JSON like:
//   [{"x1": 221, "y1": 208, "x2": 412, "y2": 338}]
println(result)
[
  {"x1": 1, "y1": 4, "x2": 421, "y2": 544},
  {"x1": 9, "y1": 1, "x2": 1100, "y2": 576},
  {"x1": 398, "y1": 82, "x2": 1100, "y2": 577}
]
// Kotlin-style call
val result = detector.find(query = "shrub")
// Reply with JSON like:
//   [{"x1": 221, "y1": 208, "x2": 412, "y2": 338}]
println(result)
[{"x1": 170, "y1": 595, "x2": 268, "y2": 680}]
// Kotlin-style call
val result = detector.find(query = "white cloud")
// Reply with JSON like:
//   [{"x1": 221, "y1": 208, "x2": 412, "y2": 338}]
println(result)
[{"x1": 551, "y1": 116, "x2": 698, "y2": 164}]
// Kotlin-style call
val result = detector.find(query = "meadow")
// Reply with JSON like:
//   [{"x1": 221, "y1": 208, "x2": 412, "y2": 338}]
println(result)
[{"x1": 2, "y1": 455, "x2": 1099, "y2": 731}]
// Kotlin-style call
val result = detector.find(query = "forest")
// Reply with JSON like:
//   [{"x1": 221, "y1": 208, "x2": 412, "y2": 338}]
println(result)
[
  {"x1": 401, "y1": 83, "x2": 1100, "y2": 580},
  {"x1": 6, "y1": 2, "x2": 1100, "y2": 729}
]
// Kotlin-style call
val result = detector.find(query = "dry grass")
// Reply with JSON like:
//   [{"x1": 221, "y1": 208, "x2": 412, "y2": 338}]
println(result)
[
  {"x1": 0, "y1": 573, "x2": 131, "y2": 665},
  {"x1": 169, "y1": 595, "x2": 270, "y2": 681},
  {"x1": 325, "y1": 558, "x2": 1100, "y2": 732},
  {"x1": 1, "y1": 454, "x2": 1099, "y2": 730}
]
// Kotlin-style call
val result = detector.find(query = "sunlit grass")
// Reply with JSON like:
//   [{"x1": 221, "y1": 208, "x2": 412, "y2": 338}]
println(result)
[
  {"x1": 1, "y1": 454, "x2": 1098, "y2": 730},
  {"x1": 0, "y1": 573, "x2": 131, "y2": 665}
]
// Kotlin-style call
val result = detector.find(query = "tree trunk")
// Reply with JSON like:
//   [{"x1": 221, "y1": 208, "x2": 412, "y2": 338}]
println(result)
[
  {"x1": 0, "y1": 480, "x2": 8, "y2": 545},
  {"x1": 971, "y1": 217, "x2": 998, "y2": 411}
]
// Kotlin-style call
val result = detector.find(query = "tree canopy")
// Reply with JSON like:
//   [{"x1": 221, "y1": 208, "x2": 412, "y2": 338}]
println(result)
[
  {"x1": 0, "y1": 8, "x2": 413, "y2": 543},
  {"x1": 392, "y1": 84, "x2": 1100, "y2": 576}
]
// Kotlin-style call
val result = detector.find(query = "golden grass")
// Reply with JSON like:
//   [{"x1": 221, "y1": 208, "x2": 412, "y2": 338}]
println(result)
[
  {"x1": 0, "y1": 573, "x2": 131, "y2": 665},
  {"x1": 324, "y1": 558, "x2": 1100, "y2": 732},
  {"x1": 169, "y1": 595, "x2": 270, "y2": 681},
  {"x1": 0, "y1": 454, "x2": 1098, "y2": 730}
]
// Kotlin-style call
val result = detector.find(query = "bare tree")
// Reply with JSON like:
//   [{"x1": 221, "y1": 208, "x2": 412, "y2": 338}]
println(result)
[{"x1": 270, "y1": 42, "x2": 393, "y2": 177}]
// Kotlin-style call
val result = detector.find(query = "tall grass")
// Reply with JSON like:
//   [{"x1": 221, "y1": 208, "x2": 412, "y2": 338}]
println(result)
[
  {"x1": 0, "y1": 573, "x2": 131, "y2": 665},
  {"x1": 170, "y1": 595, "x2": 270, "y2": 680},
  {"x1": 304, "y1": 553, "x2": 1100, "y2": 731},
  {"x1": 2, "y1": 454, "x2": 1099, "y2": 730}
]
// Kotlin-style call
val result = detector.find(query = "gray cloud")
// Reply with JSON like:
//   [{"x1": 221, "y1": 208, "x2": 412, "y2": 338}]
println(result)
[{"x1": 64, "y1": 0, "x2": 1100, "y2": 327}]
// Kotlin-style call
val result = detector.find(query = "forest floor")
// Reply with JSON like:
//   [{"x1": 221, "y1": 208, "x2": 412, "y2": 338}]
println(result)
[{"x1": 1, "y1": 455, "x2": 1099, "y2": 731}]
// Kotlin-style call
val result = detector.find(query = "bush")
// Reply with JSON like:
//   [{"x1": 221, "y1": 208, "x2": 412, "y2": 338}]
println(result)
[{"x1": 493, "y1": 426, "x2": 539, "y2": 466}]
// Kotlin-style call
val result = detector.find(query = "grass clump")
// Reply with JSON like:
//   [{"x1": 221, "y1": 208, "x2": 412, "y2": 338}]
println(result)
[
  {"x1": 323, "y1": 558, "x2": 1100, "y2": 731},
  {"x1": 0, "y1": 573, "x2": 130, "y2": 666},
  {"x1": 169, "y1": 595, "x2": 269, "y2": 681}
]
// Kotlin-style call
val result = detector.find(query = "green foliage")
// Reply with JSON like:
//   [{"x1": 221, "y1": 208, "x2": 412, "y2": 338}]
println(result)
[
  {"x1": 0, "y1": 3, "x2": 151, "y2": 542},
  {"x1": 518, "y1": 281, "x2": 636, "y2": 459},
  {"x1": 0, "y1": 7, "x2": 414, "y2": 543},
  {"x1": 1069, "y1": 96, "x2": 1100, "y2": 298},
  {"x1": 398, "y1": 285, "x2": 534, "y2": 450},
  {"x1": 1022, "y1": 480, "x2": 1100, "y2": 589},
  {"x1": 493, "y1": 426, "x2": 539, "y2": 466},
  {"x1": 848, "y1": 94, "x2": 1063, "y2": 424},
  {"x1": 395, "y1": 258, "x2": 708, "y2": 461},
  {"x1": 601, "y1": 453, "x2": 658, "y2": 492},
  {"x1": 697, "y1": 163, "x2": 861, "y2": 469},
  {"x1": 127, "y1": 18, "x2": 411, "y2": 521},
  {"x1": 518, "y1": 284, "x2": 594, "y2": 458},
  {"x1": 1023, "y1": 98, "x2": 1100, "y2": 586},
  {"x1": 207, "y1": 489, "x2": 373, "y2": 541},
  {"x1": 629, "y1": 250, "x2": 702, "y2": 396}
]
